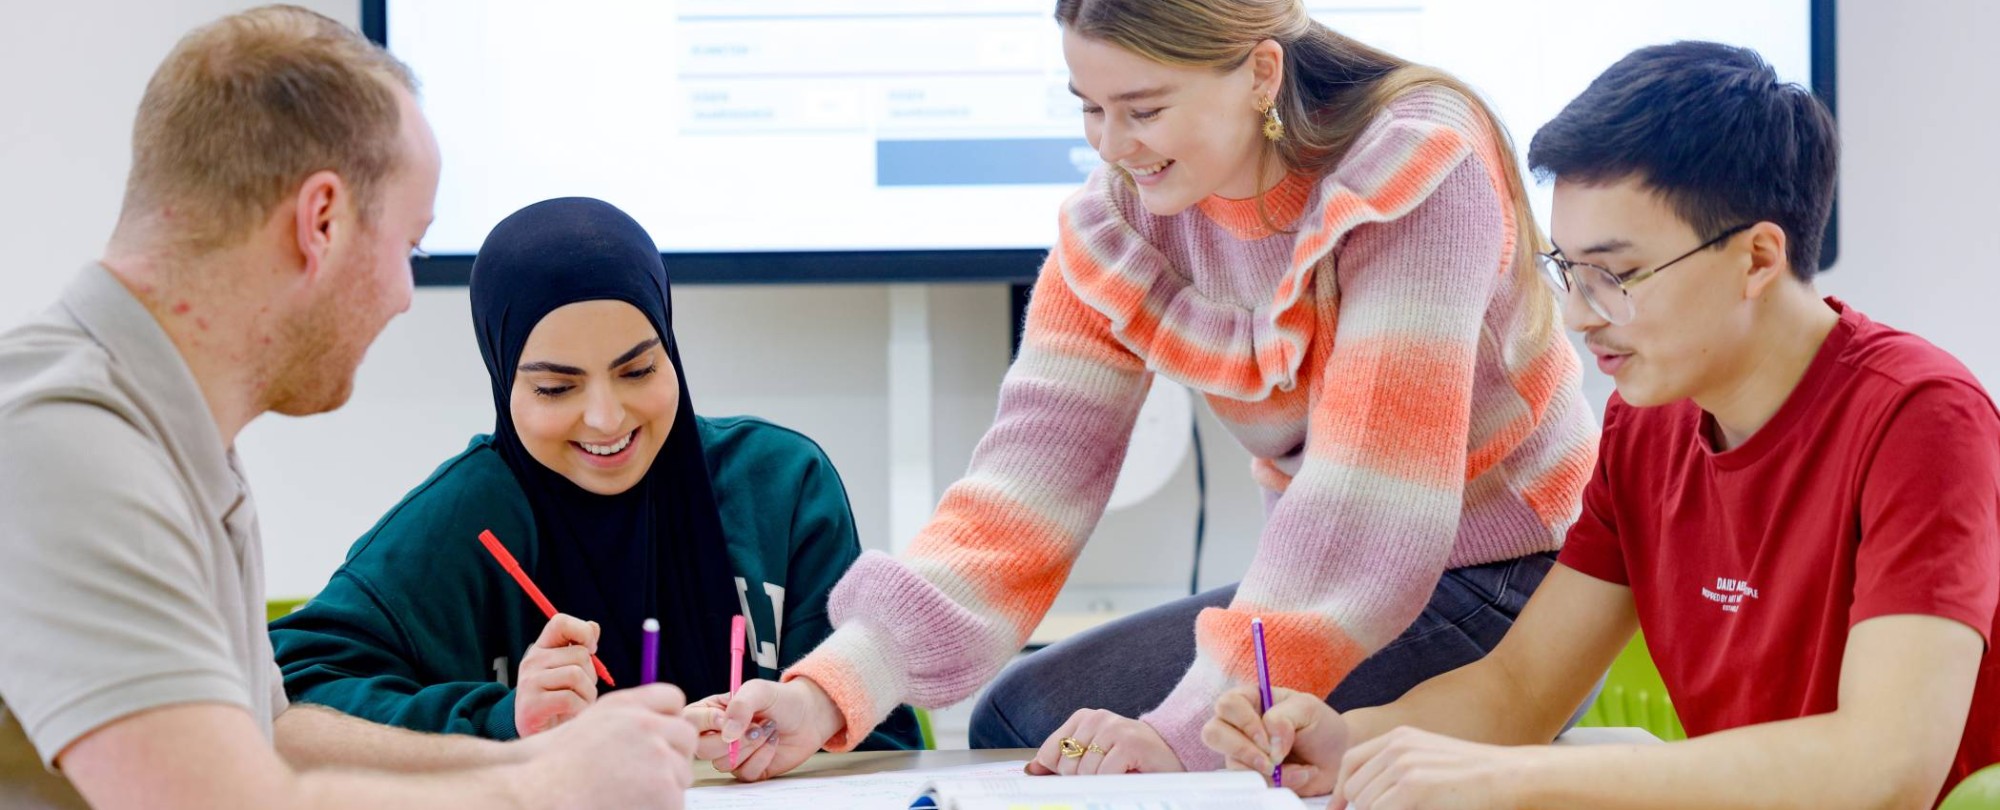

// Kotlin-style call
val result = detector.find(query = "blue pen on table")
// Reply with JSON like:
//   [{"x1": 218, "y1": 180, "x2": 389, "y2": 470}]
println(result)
[
  {"x1": 641, "y1": 618, "x2": 659, "y2": 685},
  {"x1": 1252, "y1": 617, "x2": 1281, "y2": 788}
]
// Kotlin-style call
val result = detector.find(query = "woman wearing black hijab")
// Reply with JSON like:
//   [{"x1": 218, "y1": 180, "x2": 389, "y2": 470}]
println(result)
[{"x1": 272, "y1": 198, "x2": 920, "y2": 750}]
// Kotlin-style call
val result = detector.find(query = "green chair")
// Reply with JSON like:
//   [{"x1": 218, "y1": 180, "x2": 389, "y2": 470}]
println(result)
[
  {"x1": 265, "y1": 596, "x2": 310, "y2": 623},
  {"x1": 1576, "y1": 630, "x2": 1687, "y2": 742},
  {"x1": 912, "y1": 706, "x2": 936, "y2": 751},
  {"x1": 1943, "y1": 764, "x2": 2000, "y2": 810}
]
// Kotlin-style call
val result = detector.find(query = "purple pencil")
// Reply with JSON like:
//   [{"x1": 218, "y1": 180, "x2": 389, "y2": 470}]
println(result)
[{"x1": 1252, "y1": 617, "x2": 1281, "y2": 787}]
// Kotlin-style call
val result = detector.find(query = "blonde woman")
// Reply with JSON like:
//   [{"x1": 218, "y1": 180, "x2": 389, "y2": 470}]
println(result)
[{"x1": 698, "y1": 0, "x2": 1597, "y2": 779}]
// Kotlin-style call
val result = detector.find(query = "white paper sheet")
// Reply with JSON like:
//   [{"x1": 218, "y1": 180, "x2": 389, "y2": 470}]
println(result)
[{"x1": 686, "y1": 760, "x2": 1031, "y2": 810}]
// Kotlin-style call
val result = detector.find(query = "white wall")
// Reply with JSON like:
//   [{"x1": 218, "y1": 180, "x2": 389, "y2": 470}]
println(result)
[
  {"x1": 1815, "y1": 0, "x2": 2000, "y2": 388},
  {"x1": 2, "y1": 1, "x2": 1994, "y2": 608}
]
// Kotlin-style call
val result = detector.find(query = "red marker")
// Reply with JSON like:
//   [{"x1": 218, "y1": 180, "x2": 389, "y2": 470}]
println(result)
[{"x1": 478, "y1": 529, "x2": 615, "y2": 686}]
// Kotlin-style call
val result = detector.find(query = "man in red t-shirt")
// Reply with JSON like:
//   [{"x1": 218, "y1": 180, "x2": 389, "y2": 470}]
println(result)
[{"x1": 1199, "y1": 41, "x2": 1999, "y2": 808}]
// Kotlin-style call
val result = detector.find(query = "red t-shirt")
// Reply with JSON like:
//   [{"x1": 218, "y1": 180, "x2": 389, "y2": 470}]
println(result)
[{"x1": 1559, "y1": 299, "x2": 2000, "y2": 799}]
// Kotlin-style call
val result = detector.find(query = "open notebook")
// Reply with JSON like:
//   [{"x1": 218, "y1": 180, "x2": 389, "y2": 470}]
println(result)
[{"x1": 913, "y1": 770, "x2": 1306, "y2": 810}]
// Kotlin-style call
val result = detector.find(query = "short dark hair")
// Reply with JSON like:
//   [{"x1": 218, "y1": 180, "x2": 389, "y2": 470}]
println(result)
[{"x1": 1527, "y1": 41, "x2": 1837, "y2": 279}]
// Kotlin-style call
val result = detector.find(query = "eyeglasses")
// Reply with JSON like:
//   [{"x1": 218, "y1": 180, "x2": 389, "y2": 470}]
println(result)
[{"x1": 1537, "y1": 223, "x2": 1754, "y2": 325}]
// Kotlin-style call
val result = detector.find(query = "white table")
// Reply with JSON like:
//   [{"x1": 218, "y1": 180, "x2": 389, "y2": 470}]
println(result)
[{"x1": 693, "y1": 726, "x2": 1662, "y2": 788}]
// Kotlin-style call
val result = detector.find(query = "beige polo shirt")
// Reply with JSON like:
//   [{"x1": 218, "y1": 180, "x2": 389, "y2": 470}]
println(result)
[{"x1": 0, "y1": 265, "x2": 287, "y2": 808}]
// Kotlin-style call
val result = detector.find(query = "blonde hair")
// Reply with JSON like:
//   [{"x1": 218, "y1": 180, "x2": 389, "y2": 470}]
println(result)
[
  {"x1": 121, "y1": 4, "x2": 417, "y2": 254},
  {"x1": 1055, "y1": 0, "x2": 1554, "y2": 331}
]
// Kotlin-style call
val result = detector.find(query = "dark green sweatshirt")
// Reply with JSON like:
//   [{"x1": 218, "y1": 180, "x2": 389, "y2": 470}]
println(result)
[{"x1": 270, "y1": 415, "x2": 920, "y2": 749}]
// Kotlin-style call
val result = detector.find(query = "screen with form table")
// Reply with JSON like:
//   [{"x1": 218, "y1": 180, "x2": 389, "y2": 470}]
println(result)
[{"x1": 369, "y1": 0, "x2": 1830, "y2": 281}]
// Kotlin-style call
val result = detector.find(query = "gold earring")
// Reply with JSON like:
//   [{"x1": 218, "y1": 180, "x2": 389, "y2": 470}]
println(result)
[{"x1": 1259, "y1": 98, "x2": 1285, "y2": 142}]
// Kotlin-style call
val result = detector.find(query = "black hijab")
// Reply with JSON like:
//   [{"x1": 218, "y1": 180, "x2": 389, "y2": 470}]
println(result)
[{"x1": 469, "y1": 197, "x2": 736, "y2": 699}]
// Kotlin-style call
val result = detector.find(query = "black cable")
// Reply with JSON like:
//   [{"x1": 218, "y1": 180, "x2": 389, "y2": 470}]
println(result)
[{"x1": 1189, "y1": 409, "x2": 1208, "y2": 597}]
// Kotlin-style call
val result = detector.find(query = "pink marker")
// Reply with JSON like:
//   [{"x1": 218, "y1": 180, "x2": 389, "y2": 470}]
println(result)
[{"x1": 728, "y1": 615, "x2": 747, "y2": 768}]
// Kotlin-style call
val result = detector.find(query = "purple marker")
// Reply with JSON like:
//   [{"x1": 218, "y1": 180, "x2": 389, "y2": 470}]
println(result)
[
  {"x1": 1252, "y1": 617, "x2": 1280, "y2": 787},
  {"x1": 641, "y1": 618, "x2": 659, "y2": 685}
]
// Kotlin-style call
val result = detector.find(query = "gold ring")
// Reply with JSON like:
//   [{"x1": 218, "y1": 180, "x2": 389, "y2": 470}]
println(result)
[
  {"x1": 1087, "y1": 743, "x2": 1108, "y2": 755},
  {"x1": 1060, "y1": 737, "x2": 1085, "y2": 758}
]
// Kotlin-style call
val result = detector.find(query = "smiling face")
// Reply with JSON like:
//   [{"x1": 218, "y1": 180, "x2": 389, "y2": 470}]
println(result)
[
  {"x1": 1063, "y1": 28, "x2": 1280, "y2": 216},
  {"x1": 508, "y1": 299, "x2": 679, "y2": 495}
]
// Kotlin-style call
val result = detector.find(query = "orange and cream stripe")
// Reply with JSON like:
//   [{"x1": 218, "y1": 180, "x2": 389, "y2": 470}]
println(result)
[{"x1": 785, "y1": 86, "x2": 1597, "y2": 766}]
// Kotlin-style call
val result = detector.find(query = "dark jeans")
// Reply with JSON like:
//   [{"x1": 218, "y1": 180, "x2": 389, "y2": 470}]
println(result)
[{"x1": 971, "y1": 551, "x2": 1575, "y2": 748}]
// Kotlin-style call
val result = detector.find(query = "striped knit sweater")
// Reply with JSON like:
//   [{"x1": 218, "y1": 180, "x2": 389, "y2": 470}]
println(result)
[{"x1": 786, "y1": 86, "x2": 1599, "y2": 768}]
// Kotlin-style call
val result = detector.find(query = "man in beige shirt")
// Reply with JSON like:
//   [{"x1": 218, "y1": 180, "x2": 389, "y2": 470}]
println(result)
[{"x1": 0, "y1": 7, "x2": 701, "y2": 809}]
